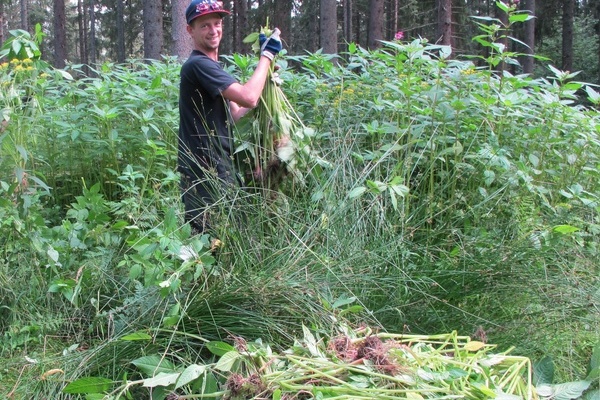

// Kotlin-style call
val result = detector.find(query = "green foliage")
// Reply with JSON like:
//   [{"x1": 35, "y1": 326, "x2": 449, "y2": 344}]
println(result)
[{"x1": 1, "y1": 8, "x2": 599, "y2": 398}]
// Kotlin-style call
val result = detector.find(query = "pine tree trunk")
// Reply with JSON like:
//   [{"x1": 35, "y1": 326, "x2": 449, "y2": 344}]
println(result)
[
  {"x1": 53, "y1": 0, "x2": 67, "y2": 68},
  {"x1": 562, "y1": 0, "x2": 574, "y2": 72},
  {"x1": 171, "y1": 0, "x2": 192, "y2": 60},
  {"x1": 20, "y1": 0, "x2": 28, "y2": 31},
  {"x1": 320, "y1": 0, "x2": 337, "y2": 54},
  {"x1": 367, "y1": 0, "x2": 384, "y2": 49},
  {"x1": 116, "y1": 0, "x2": 125, "y2": 63},
  {"x1": 437, "y1": 0, "x2": 453, "y2": 46},
  {"x1": 342, "y1": 0, "x2": 352, "y2": 49},
  {"x1": 89, "y1": 0, "x2": 96, "y2": 67},
  {"x1": 0, "y1": 2, "x2": 5, "y2": 46},
  {"x1": 523, "y1": 0, "x2": 535, "y2": 74},
  {"x1": 143, "y1": 0, "x2": 163, "y2": 60}
]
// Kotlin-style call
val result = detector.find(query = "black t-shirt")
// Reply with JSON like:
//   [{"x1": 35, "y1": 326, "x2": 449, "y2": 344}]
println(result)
[{"x1": 178, "y1": 50, "x2": 238, "y2": 181}]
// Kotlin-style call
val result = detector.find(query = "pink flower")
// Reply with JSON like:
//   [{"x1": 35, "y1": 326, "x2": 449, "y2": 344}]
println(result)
[{"x1": 394, "y1": 31, "x2": 404, "y2": 41}]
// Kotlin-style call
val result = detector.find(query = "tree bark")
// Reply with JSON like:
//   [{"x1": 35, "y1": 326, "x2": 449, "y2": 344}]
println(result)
[
  {"x1": 116, "y1": 0, "x2": 126, "y2": 63},
  {"x1": 367, "y1": 0, "x2": 384, "y2": 49},
  {"x1": 53, "y1": 0, "x2": 67, "y2": 68},
  {"x1": 436, "y1": 0, "x2": 453, "y2": 46},
  {"x1": 20, "y1": 0, "x2": 28, "y2": 31},
  {"x1": 342, "y1": 0, "x2": 353, "y2": 50},
  {"x1": 522, "y1": 0, "x2": 535, "y2": 74},
  {"x1": 171, "y1": 0, "x2": 192, "y2": 60},
  {"x1": 274, "y1": 0, "x2": 292, "y2": 44},
  {"x1": 320, "y1": 0, "x2": 337, "y2": 54},
  {"x1": 89, "y1": 0, "x2": 96, "y2": 67},
  {"x1": 233, "y1": 0, "x2": 248, "y2": 53},
  {"x1": 562, "y1": 0, "x2": 574, "y2": 72},
  {"x1": 0, "y1": 1, "x2": 5, "y2": 46},
  {"x1": 143, "y1": 0, "x2": 163, "y2": 60}
]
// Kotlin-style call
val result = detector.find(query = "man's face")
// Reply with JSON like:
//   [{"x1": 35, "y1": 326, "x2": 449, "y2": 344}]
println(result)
[{"x1": 187, "y1": 14, "x2": 223, "y2": 52}]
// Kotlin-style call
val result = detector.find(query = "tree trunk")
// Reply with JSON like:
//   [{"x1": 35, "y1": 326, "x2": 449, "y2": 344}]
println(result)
[
  {"x1": 274, "y1": 0, "x2": 292, "y2": 44},
  {"x1": 320, "y1": 0, "x2": 337, "y2": 54},
  {"x1": 53, "y1": 0, "x2": 67, "y2": 68},
  {"x1": 342, "y1": 0, "x2": 353, "y2": 50},
  {"x1": 522, "y1": 0, "x2": 535, "y2": 74},
  {"x1": 233, "y1": 0, "x2": 248, "y2": 53},
  {"x1": 171, "y1": 0, "x2": 192, "y2": 60},
  {"x1": 89, "y1": 0, "x2": 96, "y2": 68},
  {"x1": 367, "y1": 0, "x2": 384, "y2": 49},
  {"x1": 562, "y1": 0, "x2": 574, "y2": 72},
  {"x1": 143, "y1": 0, "x2": 163, "y2": 60},
  {"x1": 20, "y1": 0, "x2": 28, "y2": 31},
  {"x1": 436, "y1": 0, "x2": 452, "y2": 46},
  {"x1": 0, "y1": 1, "x2": 5, "y2": 46},
  {"x1": 116, "y1": 0, "x2": 125, "y2": 63},
  {"x1": 78, "y1": 0, "x2": 87, "y2": 67}
]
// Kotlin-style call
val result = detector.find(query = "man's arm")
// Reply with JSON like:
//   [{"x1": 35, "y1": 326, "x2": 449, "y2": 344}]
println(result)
[
  {"x1": 222, "y1": 55, "x2": 272, "y2": 110},
  {"x1": 222, "y1": 30, "x2": 282, "y2": 119}
]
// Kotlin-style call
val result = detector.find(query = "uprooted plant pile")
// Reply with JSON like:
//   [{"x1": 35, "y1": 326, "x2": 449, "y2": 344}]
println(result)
[{"x1": 63, "y1": 325, "x2": 541, "y2": 399}]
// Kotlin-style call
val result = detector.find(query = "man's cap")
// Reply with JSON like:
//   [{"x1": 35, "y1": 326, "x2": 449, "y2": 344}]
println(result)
[{"x1": 186, "y1": 0, "x2": 230, "y2": 25}]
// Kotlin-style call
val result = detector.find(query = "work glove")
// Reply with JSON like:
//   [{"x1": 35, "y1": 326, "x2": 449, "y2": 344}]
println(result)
[{"x1": 259, "y1": 28, "x2": 282, "y2": 60}]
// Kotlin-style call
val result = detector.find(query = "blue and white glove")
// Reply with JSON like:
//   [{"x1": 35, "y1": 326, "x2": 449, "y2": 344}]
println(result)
[{"x1": 259, "y1": 28, "x2": 282, "y2": 60}]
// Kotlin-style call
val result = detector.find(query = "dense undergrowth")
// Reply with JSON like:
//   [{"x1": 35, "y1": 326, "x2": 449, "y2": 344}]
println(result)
[{"x1": 1, "y1": 11, "x2": 599, "y2": 399}]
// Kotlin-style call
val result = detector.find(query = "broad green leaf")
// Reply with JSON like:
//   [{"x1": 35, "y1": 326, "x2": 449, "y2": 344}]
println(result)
[
  {"x1": 331, "y1": 295, "x2": 357, "y2": 309},
  {"x1": 63, "y1": 377, "x2": 113, "y2": 394},
  {"x1": 131, "y1": 355, "x2": 176, "y2": 376},
  {"x1": 583, "y1": 389, "x2": 600, "y2": 400},
  {"x1": 142, "y1": 372, "x2": 180, "y2": 388},
  {"x1": 175, "y1": 364, "x2": 207, "y2": 389},
  {"x1": 534, "y1": 356, "x2": 555, "y2": 385},
  {"x1": 120, "y1": 331, "x2": 152, "y2": 341},
  {"x1": 464, "y1": 341, "x2": 486, "y2": 352},
  {"x1": 302, "y1": 325, "x2": 321, "y2": 357},
  {"x1": 552, "y1": 225, "x2": 580, "y2": 234},
  {"x1": 552, "y1": 380, "x2": 591, "y2": 400},
  {"x1": 348, "y1": 186, "x2": 367, "y2": 199},
  {"x1": 509, "y1": 14, "x2": 533, "y2": 23},
  {"x1": 215, "y1": 350, "x2": 240, "y2": 372},
  {"x1": 243, "y1": 32, "x2": 259, "y2": 44},
  {"x1": 590, "y1": 341, "x2": 600, "y2": 372},
  {"x1": 206, "y1": 341, "x2": 235, "y2": 356}
]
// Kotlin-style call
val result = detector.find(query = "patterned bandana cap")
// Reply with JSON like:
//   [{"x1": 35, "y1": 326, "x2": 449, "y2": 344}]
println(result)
[{"x1": 186, "y1": 0, "x2": 230, "y2": 24}]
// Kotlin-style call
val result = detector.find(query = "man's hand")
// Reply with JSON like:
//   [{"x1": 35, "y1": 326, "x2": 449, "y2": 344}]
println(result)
[{"x1": 259, "y1": 28, "x2": 282, "y2": 60}]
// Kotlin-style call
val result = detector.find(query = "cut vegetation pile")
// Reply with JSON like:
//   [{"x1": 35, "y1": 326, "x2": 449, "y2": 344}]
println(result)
[{"x1": 63, "y1": 326, "x2": 545, "y2": 399}]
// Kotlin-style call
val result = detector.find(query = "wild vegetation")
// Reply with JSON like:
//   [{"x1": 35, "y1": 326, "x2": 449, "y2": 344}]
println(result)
[{"x1": 0, "y1": 11, "x2": 599, "y2": 400}]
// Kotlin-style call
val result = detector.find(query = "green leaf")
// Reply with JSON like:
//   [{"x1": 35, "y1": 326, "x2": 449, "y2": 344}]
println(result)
[
  {"x1": 348, "y1": 186, "x2": 367, "y2": 199},
  {"x1": 120, "y1": 331, "x2": 152, "y2": 341},
  {"x1": 175, "y1": 364, "x2": 207, "y2": 389},
  {"x1": 552, "y1": 381, "x2": 592, "y2": 400},
  {"x1": 63, "y1": 377, "x2": 113, "y2": 394},
  {"x1": 331, "y1": 295, "x2": 357, "y2": 309},
  {"x1": 509, "y1": 14, "x2": 533, "y2": 23},
  {"x1": 131, "y1": 355, "x2": 176, "y2": 376},
  {"x1": 534, "y1": 356, "x2": 555, "y2": 385},
  {"x1": 142, "y1": 372, "x2": 180, "y2": 388},
  {"x1": 206, "y1": 341, "x2": 235, "y2": 356},
  {"x1": 243, "y1": 32, "x2": 259, "y2": 44},
  {"x1": 552, "y1": 225, "x2": 580, "y2": 234},
  {"x1": 215, "y1": 350, "x2": 240, "y2": 372},
  {"x1": 590, "y1": 341, "x2": 600, "y2": 372}
]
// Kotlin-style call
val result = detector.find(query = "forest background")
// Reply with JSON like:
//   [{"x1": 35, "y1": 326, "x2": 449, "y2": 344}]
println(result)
[
  {"x1": 1, "y1": 0, "x2": 600, "y2": 84},
  {"x1": 0, "y1": 0, "x2": 599, "y2": 399}
]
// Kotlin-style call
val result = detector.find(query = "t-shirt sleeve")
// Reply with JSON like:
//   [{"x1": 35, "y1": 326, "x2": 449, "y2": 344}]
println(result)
[{"x1": 185, "y1": 57, "x2": 237, "y2": 98}]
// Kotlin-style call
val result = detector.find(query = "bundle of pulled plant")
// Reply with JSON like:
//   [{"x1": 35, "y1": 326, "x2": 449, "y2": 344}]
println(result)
[
  {"x1": 213, "y1": 325, "x2": 534, "y2": 400},
  {"x1": 237, "y1": 26, "x2": 322, "y2": 193}
]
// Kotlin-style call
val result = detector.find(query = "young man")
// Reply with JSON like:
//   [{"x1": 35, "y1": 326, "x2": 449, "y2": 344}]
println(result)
[{"x1": 178, "y1": 0, "x2": 282, "y2": 234}]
